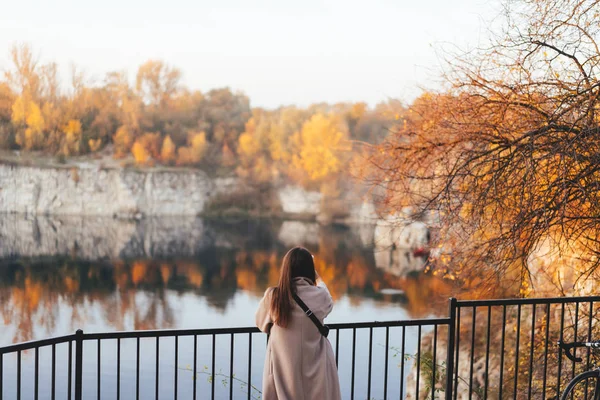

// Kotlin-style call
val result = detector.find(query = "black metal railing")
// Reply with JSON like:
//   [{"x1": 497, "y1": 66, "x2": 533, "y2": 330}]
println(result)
[
  {"x1": 0, "y1": 318, "x2": 455, "y2": 400},
  {"x1": 2, "y1": 295, "x2": 600, "y2": 399},
  {"x1": 452, "y1": 295, "x2": 600, "y2": 400}
]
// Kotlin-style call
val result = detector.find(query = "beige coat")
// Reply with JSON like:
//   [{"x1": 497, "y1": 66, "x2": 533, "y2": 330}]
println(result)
[{"x1": 255, "y1": 277, "x2": 342, "y2": 400}]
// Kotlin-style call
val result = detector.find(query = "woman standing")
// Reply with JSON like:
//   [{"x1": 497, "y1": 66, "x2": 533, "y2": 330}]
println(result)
[{"x1": 255, "y1": 247, "x2": 341, "y2": 400}]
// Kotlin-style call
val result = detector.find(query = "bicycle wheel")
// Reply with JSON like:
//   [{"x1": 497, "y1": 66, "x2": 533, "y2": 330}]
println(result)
[{"x1": 560, "y1": 369, "x2": 600, "y2": 400}]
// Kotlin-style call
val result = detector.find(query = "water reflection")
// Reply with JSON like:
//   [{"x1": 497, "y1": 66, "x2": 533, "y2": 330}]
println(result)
[{"x1": 0, "y1": 215, "x2": 453, "y2": 344}]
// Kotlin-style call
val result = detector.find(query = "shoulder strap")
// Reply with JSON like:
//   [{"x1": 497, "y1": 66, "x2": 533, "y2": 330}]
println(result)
[{"x1": 292, "y1": 292, "x2": 329, "y2": 337}]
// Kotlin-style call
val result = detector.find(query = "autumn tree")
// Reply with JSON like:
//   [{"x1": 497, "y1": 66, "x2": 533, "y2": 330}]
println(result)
[
  {"x1": 290, "y1": 113, "x2": 350, "y2": 185},
  {"x1": 136, "y1": 60, "x2": 181, "y2": 107},
  {"x1": 60, "y1": 119, "x2": 82, "y2": 156},
  {"x1": 236, "y1": 110, "x2": 279, "y2": 183},
  {"x1": 0, "y1": 83, "x2": 15, "y2": 148},
  {"x1": 12, "y1": 96, "x2": 45, "y2": 150},
  {"x1": 131, "y1": 141, "x2": 150, "y2": 165},
  {"x1": 176, "y1": 131, "x2": 207, "y2": 166},
  {"x1": 367, "y1": 0, "x2": 600, "y2": 292},
  {"x1": 160, "y1": 135, "x2": 176, "y2": 164},
  {"x1": 5, "y1": 44, "x2": 41, "y2": 101},
  {"x1": 113, "y1": 125, "x2": 134, "y2": 158}
]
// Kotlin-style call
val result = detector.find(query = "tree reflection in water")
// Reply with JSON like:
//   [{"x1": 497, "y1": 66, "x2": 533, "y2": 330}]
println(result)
[{"x1": 0, "y1": 216, "x2": 455, "y2": 344}]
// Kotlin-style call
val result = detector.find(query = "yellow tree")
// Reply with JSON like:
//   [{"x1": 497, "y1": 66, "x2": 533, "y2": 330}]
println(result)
[
  {"x1": 131, "y1": 141, "x2": 150, "y2": 165},
  {"x1": 290, "y1": 113, "x2": 350, "y2": 183},
  {"x1": 160, "y1": 135, "x2": 176, "y2": 164},
  {"x1": 60, "y1": 119, "x2": 82, "y2": 156},
  {"x1": 176, "y1": 132, "x2": 207, "y2": 166},
  {"x1": 236, "y1": 113, "x2": 277, "y2": 182},
  {"x1": 12, "y1": 96, "x2": 45, "y2": 150},
  {"x1": 113, "y1": 125, "x2": 134, "y2": 158}
]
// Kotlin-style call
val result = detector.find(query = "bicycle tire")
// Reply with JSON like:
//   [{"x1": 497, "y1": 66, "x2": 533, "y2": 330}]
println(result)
[{"x1": 560, "y1": 369, "x2": 600, "y2": 400}]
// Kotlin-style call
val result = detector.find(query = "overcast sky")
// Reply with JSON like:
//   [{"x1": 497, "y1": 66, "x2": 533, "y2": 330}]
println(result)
[{"x1": 0, "y1": 0, "x2": 500, "y2": 108}]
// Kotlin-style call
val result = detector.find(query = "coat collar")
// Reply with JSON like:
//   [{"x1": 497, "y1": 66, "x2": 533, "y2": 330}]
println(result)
[{"x1": 293, "y1": 277, "x2": 315, "y2": 286}]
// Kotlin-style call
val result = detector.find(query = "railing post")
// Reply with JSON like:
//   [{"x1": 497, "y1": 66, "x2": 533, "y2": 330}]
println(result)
[
  {"x1": 75, "y1": 329, "x2": 83, "y2": 400},
  {"x1": 445, "y1": 298, "x2": 457, "y2": 400}
]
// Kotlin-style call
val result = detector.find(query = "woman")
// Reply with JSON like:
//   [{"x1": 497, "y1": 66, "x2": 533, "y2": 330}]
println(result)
[{"x1": 255, "y1": 247, "x2": 341, "y2": 400}]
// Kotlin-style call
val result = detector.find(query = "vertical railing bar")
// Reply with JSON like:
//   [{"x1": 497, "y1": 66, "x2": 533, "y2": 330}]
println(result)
[
  {"x1": 247, "y1": 333, "x2": 252, "y2": 400},
  {"x1": 35, "y1": 347, "x2": 39, "y2": 400},
  {"x1": 117, "y1": 338, "x2": 121, "y2": 400},
  {"x1": 468, "y1": 306, "x2": 476, "y2": 400},
  {"x1": 400, "y1": 325, "x2": 406, "y2": 399},
  {"x1": 527, "y1": 304, "x2": 536, "y2": 400},
  {"x1": 484, "y1": 306, "x2": 491, "y2": 399},
  {"x1": 68, "y1": 341, "x2": 72, "y2": 400},
  {"x1": 572, "y1": 302, "x2": 580, "y2": 383},
  {"x1": 570, "y1": 302, "x2": 579, "y2": 400},
  {"x1": 367, "y1": 327, "x2": 373, "y2": 399},
  {"x1": 136, "y1": 337, "x2": 141, "y2": 400},
  {"x1": 335, "y1": 329, "x2": 339, "y2": 368},
  {"x1": 96, "y1": 340, "x2": 100, "y2": 400},
  {"x1": 453, "y1": 306, "x2": 461, "y2": 400},
  {"x1": 432, "y1": 325, "x2": 438, "y2": 400},
  {"x1": 17, "y1": 350, "x2": 21, "y2": 400},
  {"x1": 557, "y1": 302, "x2": 565, "y2": 396},
  {"x1": 351, "y1": 327, "x2": 356, "y2": 400},
  {"x1": 542, "y1": 303, "x2": 550, "y2": 400},
  {"x1": 154, "y1": 337, "x2": 158, "y2": 400},
  {"x1": 211, "y1": 334, "x2": 216, "y2": 400},
  {"x1": 585, "y1": 301, "x2": 594, "y2": 398},
  {"x1": 52, "y1": 343, "x2": 56, "y2": 400},
  {"x1": 416, "y1": 325, "x2": 421, "y2": 399},
  {"x1": 513, "y1": 304, "x2": 522, "y2": 399},
  {"x1": 229, "y1": 334, "x2": 234, "y2": 400},
  {"x1": 0, "y1": 353, "x2": 3, "y2": 400},
  {"x1": 384, "y1": 326, "x2": 389, "y2": 400},
  {"x1": 75, "y1": 330, "x2": 83, "y2": 400},
  {"x1": 498, "y1": 305, "x2": 507, "y2": 399},
  {"x1": 174, "y1": 336, "x2": 178, "y2": 400},
  {"x1": 193, "y1": 335, "x2": 197, "y2": 400},
  {"x1": 446, "y1": 298, "x2": 457, "y2": 400}
]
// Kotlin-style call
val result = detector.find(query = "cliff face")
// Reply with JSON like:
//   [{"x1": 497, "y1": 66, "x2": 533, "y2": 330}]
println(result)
[
  {"x1": 0, "y1": 163, "x2": 378, "y2": 224},
  {"x1": 0, "y1": 163, "x2": 234, "y2": 217}
]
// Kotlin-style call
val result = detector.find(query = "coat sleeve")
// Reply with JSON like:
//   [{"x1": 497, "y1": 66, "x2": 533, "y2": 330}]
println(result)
[
  {"x1": 255, "y1": 288, "x2": 274, "y2": 333},
  {"x1": 317, "y1": 281, "x2": 334, "y2": 319}
]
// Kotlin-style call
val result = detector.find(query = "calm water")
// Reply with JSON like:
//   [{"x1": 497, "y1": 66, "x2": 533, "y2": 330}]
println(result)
[{"x1": 0, "y1": 215, "x2": 453, "y2": 399}]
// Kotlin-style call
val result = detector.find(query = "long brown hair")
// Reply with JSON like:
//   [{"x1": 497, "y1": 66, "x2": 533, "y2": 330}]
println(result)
[{"x1": 270, "y1": 247, "x2": 316, "y2": 328}]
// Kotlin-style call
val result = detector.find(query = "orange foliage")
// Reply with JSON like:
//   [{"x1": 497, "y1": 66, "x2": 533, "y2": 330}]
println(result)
[
  {"x1": 131, "y1": 261, "x2": 149, "y2": 285},
  {"x1": 176, "y1": 132, "x2": 207, "y2": 166},
  {"x1": 131, "y1": 141, "x2": 150, "y2": 165},
  {"x1": 113, "y1": 125, "x2": 134, "y2": 158},
  {"x1": 160, "y1": 135, "x2": 176, "y2": 164},
  {"x1": 160, "y1": 264, "x2": 172, "y2": 284},
  {"x1": 138, "y1": 132, "x2": 162, "y2": 158},
  {"x1": 88, "y1": 138, "x2": 102, "y2": 152}
]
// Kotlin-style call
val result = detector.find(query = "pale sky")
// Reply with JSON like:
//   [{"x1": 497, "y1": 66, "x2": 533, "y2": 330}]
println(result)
[{"x1": 0, "y1": 0, "x2": 500, "y2": 109}]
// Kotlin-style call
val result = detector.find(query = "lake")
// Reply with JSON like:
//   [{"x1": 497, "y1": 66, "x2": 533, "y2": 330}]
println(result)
[{"x1": 0, "y1": 215, "x2": 454, "y2": 399}]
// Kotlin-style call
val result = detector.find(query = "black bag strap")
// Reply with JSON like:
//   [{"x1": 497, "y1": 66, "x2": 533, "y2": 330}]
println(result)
[{"x1": 292, "y1": 292, "x2": 329, "y2": 337}]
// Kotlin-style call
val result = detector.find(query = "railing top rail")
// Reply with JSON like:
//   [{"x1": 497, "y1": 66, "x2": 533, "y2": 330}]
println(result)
[
  {"x1": 456, "y1": 295, "x2": 600, "y2": 307},
  {"x1": 82, "y1": 326, "x2": 260, "y2": 340},
  {"x1": 80, "y1": 318, "x2": 451, "y2": 341},
  {"x1": 329, "y1": 318, "x2": 450, "y2": 329},
  {"x1": 0, "y1": 333, "x2": 76, "y2": 354}
]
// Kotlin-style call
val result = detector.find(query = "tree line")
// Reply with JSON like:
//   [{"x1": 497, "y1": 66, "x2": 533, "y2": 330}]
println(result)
[{"x1": 0, "y1": 45, "x2": 402, "y2": 191}]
